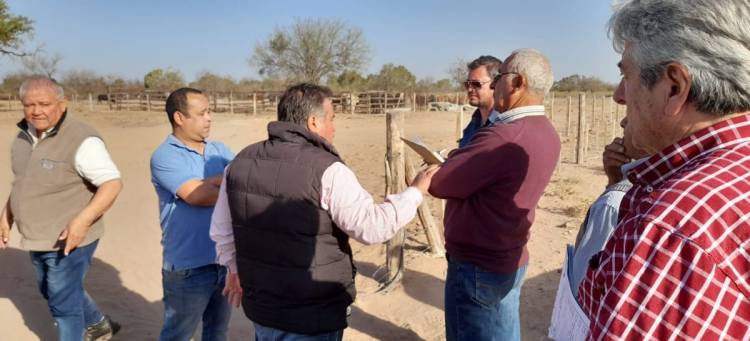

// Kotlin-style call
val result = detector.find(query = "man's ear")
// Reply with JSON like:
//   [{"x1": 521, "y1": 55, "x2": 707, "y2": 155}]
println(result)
[
  {"x1": 173, "y1": 111, "x2": 184, "y2": 127},
  {"x1": 306, "y1": 114, "x2": 319, "y2": 132},
  {"x1": 663, "y1": 63, "x2": 691, "y2": 117},
  {"x1": 512, "y1": 74, "x2": 528, "y2": 94}
]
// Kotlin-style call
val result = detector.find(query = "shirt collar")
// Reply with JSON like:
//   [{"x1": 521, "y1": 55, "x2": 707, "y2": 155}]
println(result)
[
  {"x1": 18, "y1": 111, "x2": 68, "y2": 143},
  {"x1": 621, "y1": 157, "x2": 648, "y2": 175},
  {"x1": 490, "y1": 105, "x2": 546, "y2": 125},
  {"x1": 627, "y1": 113, "x2": 750, "y2": 187},
  {"x1": 469, "y1": 108, "x2": 499, "y2": 128},
  {"x1": 167, "y1": 134, "x2": 206, "y2": 154}
]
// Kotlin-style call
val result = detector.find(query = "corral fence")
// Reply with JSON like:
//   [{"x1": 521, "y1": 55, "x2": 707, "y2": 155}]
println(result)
[
  {"x1": 0, "y1": 91, "x2": 470, "y2": 115},
  {"x1": 1, "y1": 91, "x2": 623, "y2": 164}
]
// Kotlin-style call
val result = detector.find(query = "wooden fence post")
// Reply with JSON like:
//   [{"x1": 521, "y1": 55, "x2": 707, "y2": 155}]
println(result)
[
  {"x1": 146, "y1": 94, "x2": 151, "y2": 112},
  {"x1": 549, "y1": 92, "x2": 555, "y2": 124},
  {"x1": 88, "y1": 93, "x2": 93, "y2": 112},
  {"x1": 608, "y1": 97, "x2": 615, "y2": 141},
  {"x1": 404, "y1": 153, "x2": 446, "y2": 256},
  {"x1": 384, "y1": 110, "x2": 406, "y2": 289},
  {"x1": 253, "y1": 93, "x2": 257, "y2": 116},
  {"x1": 576, "y1": 93, "x2": 586, "y2": 164},
  {"x1": 229, "y1": 92, "x2": 234, "y2": 114},
  {"x1": 412, "y1": 92, "x2": 417, "y2": 112},
  {"x1": 456, "y1": 107, "x2": 464, "y2": 146},
  {"x1": 566, "y1": 95, "x2": 572, "y2": 137}
]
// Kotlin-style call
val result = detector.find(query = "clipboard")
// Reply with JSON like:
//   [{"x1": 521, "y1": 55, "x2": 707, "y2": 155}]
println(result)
[{"x1": 401, "y1": 137, "x2": 445, "y2": 165}]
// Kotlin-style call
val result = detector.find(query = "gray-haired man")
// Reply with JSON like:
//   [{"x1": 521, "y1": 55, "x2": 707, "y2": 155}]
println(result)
[
  {"x1": 0, "y1": 77, "x2": 122, "y2": 341},
  {"x1": 578, "y1": 0, "x2": 750, "y2": 339}
]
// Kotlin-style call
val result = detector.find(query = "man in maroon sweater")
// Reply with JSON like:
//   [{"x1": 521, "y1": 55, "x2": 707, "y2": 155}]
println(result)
[{"x1": 430, "y1": 48, "x2": 560, "y2": 341}]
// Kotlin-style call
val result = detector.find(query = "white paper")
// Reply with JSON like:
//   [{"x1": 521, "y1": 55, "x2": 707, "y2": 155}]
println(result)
[
  {"x1": 548, "y1": 245, "x2": 590, "y2": 341},
  {"x1": 401, "y1": 136, "x2": 445, "y2": 165}
]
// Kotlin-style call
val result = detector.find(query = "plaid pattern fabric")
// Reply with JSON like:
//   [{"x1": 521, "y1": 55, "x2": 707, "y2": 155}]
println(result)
[{"x1": 578, "y1": 114, "x2": 750, "y2": 340}]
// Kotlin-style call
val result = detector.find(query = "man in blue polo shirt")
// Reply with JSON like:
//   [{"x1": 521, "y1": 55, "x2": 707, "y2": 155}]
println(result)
[
  {"x1": 150, "y1": 87, "x2": 234, "y2": 341},
  {"x1": 458, "y1": 55, "x2": 502, "y2": 148}
]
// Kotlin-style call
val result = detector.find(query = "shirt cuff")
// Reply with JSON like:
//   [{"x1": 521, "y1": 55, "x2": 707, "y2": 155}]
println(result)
[
  {"x1": 401, "y1": 186, "x2": 424, "y2": 205},
  {"x1": 228, "y1": 259, "x2": 238, "y2": 274}
]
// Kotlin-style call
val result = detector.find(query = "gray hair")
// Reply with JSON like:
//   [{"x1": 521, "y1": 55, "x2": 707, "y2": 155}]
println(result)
[
  {"x1": 277, "y1": 83, "x2": 333, "y2": 126},
  {"x1": 609, "y1": 0, "x2": 750, "y2": 115},
  {"x1": 19, "y1": 76, "x2": 65, "y2": 100},
  {"x1": 505, "y1": 48, "x2": 553, "y2": 95}
]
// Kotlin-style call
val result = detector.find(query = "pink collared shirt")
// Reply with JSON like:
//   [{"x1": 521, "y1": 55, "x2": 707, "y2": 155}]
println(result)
[{"x1": 209, "y1": 161, "x2": 423, "y2": 273}]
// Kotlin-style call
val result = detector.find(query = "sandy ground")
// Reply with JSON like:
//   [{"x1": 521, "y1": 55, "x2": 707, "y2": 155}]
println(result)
[{"x1": 0, "y1": 106, "x2": 610, "y2": 340}]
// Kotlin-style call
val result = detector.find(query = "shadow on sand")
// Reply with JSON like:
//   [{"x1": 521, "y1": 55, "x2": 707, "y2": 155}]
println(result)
[{"x1": 0, "y1": 247, "x2": 162, "y2": 340}]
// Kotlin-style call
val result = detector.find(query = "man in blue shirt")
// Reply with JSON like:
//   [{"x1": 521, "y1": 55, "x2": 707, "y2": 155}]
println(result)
[
  {"x1": 570, "y1": 119, "x2": 648, "y2": 294},
  {"x1": 150, "y1": 87, "x2": 234, "y2": 341},
  {"x1": 458, "y1": 55, "x2": 502, "y2": 148}
]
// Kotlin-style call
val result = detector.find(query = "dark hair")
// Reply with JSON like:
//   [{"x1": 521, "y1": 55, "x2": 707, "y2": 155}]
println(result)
[
  {"x1": 467, "y1": 55, "x2": 502, "y2": 78},
  {"x1": 165, "y1": 87, "x2": 204, "y2": 126},
  {"x1": 277, "y1": 83, "x2": 333, "y2": 125}
]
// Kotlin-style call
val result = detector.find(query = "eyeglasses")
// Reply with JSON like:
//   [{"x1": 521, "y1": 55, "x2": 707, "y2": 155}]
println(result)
[
  {"x1": 463, "y1": 80, "x2": 492, "y2": 89},
  {"x1": 490, "y1": 72, "x2": 520, "y2": 89}
]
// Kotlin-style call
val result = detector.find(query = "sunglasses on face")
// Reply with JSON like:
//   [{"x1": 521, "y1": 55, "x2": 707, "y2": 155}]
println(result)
[
  {"x1": 490, "y1": 72, "x2": 521, "y2": 89},
  {"x1": 463, "y1": 80, "x2": 492, "y2": 89}
]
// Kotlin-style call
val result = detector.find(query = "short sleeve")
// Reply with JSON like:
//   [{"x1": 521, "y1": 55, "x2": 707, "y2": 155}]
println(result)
[{"x1": 150, "y1": 148, "x2": 197, "y2": 197}]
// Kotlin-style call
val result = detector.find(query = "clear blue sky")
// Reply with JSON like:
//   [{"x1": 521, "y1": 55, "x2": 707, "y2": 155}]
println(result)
[{"x1": 1, "y1": 0, "x2": 621, "y2": 84}]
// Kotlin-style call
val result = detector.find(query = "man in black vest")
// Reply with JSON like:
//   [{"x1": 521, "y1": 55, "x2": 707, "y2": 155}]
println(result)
[{"x1": 209, "y1": 83, "x2": 437, "y2": 340}]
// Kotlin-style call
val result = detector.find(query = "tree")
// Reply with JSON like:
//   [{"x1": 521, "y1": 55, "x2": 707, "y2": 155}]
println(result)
[
  {"x1": 447, "y1": 58, "x2": 468, "y2": 89},
  {"x1": 416, "y1": 77, "x2": 455, "y2": 93},
  {"x1": 251, "y1": 18, "x2": 370, "y2": 84},
  {"x1": 0, "y1": 0, "x2": 33, "y2": 56},
  {"x1": 105, "y1": 75, "x2": 143, "y2": 93},
  {"x1": 189, "y1": 71, "x2": 236, "y2": 93},
  {"x1": 328, "y1": 70, "x2": 367, "y2": 92},
  {"x1": 21, "y1": 50, "x2": 62, "y2": 78},
  {"x1": 552, "y1": 74, "x2": 616, "y2": 92},
  {"x1": 62, "y1": 69, "x2": 107, "y2": 96},
  {"x1": 144, "y1": 68, "x2": 184, "y2": 91},
  {"x1": 0, "y1": 70, "x2": 30, "y2": 93},
  {"x1": 368, "y1": 63, "x2": 416, "y2": 92}
]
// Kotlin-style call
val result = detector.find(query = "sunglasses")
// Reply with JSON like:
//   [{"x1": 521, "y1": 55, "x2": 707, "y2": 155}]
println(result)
[
  {"x1": 490, "y1": 72, "x2": 521, "y2": 89},
  {"x1": 463, "y1": 80, "x2": 492, "y2": 89}
]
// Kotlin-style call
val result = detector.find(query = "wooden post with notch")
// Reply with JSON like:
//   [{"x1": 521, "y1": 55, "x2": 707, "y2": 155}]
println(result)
[
  {"x1": 383, "y1": 110, "x2": 406, "y2": 289},
  {"x1": 404, "y1": 153, "x2": 445, "y2": 256}
]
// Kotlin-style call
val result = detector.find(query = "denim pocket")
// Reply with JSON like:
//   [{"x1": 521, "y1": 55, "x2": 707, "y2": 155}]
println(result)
[
  {"x1": 162, "y1": 268, "x2": 190, "y2": 281},
  {"x1": 471, "y1": 269, "x2": 518, "y2": 308}
]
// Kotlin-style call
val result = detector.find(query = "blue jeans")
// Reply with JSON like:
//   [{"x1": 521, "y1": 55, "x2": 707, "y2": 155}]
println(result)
[
  {"x1": 30, "y1": 239, "x2": 104, "y2": 341},
  {"x1": 159, "y1": 264, "x2": 231, "y2": 341},
  {"x1": 445, "y1": 256, "x2": 527, "y2": 341},
  {"x1": 254, "y1": 322, "x2": 344, "y2": 341}
]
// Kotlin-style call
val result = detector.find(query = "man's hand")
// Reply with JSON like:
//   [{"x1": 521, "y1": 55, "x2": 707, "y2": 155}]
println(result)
[
  {"x1": 410, "y1": 165, "x2": 441, "y2": 194},
  {"x1": 603, "y1": 137, "x2": 630, "y2": 187},
  {"x1": 59, "y1": 218, "x2": 91, "y2": 255},
  {"x1": 223, "y1": 272, "x2": 243, "y2": 308},
  {"x1": 1, "y1": 197, "x2": 14, "y2": 249}
]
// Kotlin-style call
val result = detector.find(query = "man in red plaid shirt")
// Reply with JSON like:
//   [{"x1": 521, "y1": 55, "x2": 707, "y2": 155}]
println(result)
[{"x1": 578, "y1": 0, "x2": 750, "y2": 339}]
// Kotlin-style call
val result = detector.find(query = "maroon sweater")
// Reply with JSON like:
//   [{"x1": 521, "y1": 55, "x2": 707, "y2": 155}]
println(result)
[{"x1": 429, "y1": 115, "x2": 560, "y2": 274}]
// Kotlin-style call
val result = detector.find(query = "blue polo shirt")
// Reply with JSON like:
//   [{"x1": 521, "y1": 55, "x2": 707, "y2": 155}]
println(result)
[
  {"x1": 150, "y1": 134, "x2": 233, "y2": 271},
  {"x1": 458, "y1": 108, "x2": 499, "y2": 148}
]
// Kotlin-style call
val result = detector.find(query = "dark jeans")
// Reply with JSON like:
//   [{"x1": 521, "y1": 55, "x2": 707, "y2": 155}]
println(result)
[
  {"x1": 253, "y1": 322, "x2": 344, "y2": 341},
  {"x1": 30, "y1": 240, "x2": 104, "y2": 341},
  {"x1": 445, "y1": 256, "x2": 527, "y2": 341},
  {"x1": 159, "y1": 264, "x2": 231, "y2": 341}
]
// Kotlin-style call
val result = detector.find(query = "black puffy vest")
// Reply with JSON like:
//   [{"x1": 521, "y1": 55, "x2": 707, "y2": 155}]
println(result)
[{"x1": 226, "y1": 121, "x2": 356, "y2": 334}]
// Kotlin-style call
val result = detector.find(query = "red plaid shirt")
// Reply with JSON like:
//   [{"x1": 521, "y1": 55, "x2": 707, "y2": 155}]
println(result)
[{"x1": 578, "y1": 114, "x2": 750, "y2": 340}]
